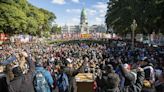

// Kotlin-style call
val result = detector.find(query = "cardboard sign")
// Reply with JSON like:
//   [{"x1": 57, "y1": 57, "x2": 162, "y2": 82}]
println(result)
[{"x1": 66, "y1": 58, "x2": 72, "y2": 63}]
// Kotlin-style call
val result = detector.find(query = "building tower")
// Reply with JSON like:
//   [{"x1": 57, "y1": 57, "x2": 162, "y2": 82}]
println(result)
[{"x1": 80, "y1": 8, "x2": 89, "y2": 34}]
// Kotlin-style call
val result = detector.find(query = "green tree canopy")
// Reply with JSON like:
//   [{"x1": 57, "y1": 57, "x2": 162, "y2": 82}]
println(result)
[
  {"x1": 105, "y1": 0, "x2": 164, "y2": 35},
  {"x1": 51, "y1": 24, "x2": 61, "y2": 34},
  {"x1": 0, "y1": 0, "x2": 56, "y2": 36}
]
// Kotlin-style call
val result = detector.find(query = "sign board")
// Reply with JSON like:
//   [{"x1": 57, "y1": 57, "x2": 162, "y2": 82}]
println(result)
[
  {"x1": 66, "y1": 58, "x2": 73, "y2": 63},
  {"x1": 0, "y1": 46, "x2": 2, "y2": 50},
  {"x1": 80, "y1": 34, "x2": 92, "y2": 38}
]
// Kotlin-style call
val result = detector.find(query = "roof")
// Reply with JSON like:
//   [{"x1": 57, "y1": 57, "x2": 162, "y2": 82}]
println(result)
[{"x1": 81, "y1": 8, "x2": 87, "y2": 18}]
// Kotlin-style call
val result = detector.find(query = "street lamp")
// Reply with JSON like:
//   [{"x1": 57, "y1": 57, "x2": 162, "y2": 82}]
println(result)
[{"x1": 131, "y1": 19, "x2": 137, "y2": 51}]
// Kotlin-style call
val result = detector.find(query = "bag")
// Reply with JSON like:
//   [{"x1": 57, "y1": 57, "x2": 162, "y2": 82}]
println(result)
[
  {"x1": 57, "y1": 73, "x2": 69, "y2": 92},
  {"x1": 143, "y1": 80, "x2": 152, "y2": 88},
  {"x1": 33, "y1": 70, "x2": 50, "y2": 92}
]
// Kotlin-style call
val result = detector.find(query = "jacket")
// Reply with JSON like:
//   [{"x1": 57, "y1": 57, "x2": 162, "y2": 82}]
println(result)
[
  {"x1": 35, "y1": 66, "x2": 54, "y2": 92},
  {"x1": 120, "y1": 64, "x2": 145, "y2": 92},
  {"x1": 9, "y1": 57, "x2": 35, "y2": 92},
  {"x1": 64, "y1": 66, "x2": 82, "y2": 92},
  {"x1": 101, "y1": 72, "x2": 120, "y2": 92},
  {"x1": 155, "y1": 82, "x2": 164, "y2": 92},
  {"x1": 0, "y1": 73, "x2": 10, "y2": 92}
]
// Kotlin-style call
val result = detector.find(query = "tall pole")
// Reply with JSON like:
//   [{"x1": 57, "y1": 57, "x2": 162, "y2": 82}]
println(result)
[
  {"x1": 131, "y1": 19, "x2": 137, "y2": 51},
  {"x1": 132, "y1": 27, "x2": 135, "y2": 50}
]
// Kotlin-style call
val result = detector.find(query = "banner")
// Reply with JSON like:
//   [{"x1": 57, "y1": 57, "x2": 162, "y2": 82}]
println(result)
[{"x1": 80, "y1": 34, "x2": 92, "y2": 38}]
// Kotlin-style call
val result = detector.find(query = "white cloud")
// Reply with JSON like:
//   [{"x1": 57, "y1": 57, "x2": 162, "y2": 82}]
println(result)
[
  {"x1": 66, "y1": 8, "x2": 97, "y2": 16},
  {"x1": 66, "y1": 9, "x2": 81, "y2": 14},
  {"x1": 99, "y1": 10, "x2": 106, "y2": 17},
  {"x1": 72, "y1": 18, "x2": 79, "y2": 22},
  {"x1": 86, "y1": 8, "x2": 97, "y2": 16},
  {"x1": 92, "y1": 2, "x2": 107, "y2": 18},
  {"x1": 67, "y1": 17, "x2": 80, "y2": 25},
  {"x1": 100, "y1": 13, "x2": 105, "y2": 17},
  {"x1": 92, "y1": 2, "x2": 107, "y2": 10},
  {"x1": 71, "y1": 0, "x2": 79, "y2": 3},
  {"x1": 96, "y1": 17, "x2": 102, "y2": 22},
  {"x1": 95, "y1": 17, "x2": 104, "y2": 24},
  {"x1": 52, "y1": 0, "x2": 66, "y2": 5}
]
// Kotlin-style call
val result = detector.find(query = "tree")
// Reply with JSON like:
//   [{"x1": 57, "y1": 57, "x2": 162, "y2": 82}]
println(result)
[
  {"x1": 105, "y1": 0, "x2": 164, "y2": 35},
  {"x1": 51, "y1": 25, "x2": 61, "y2": 34},
  {"x1": 0, "y1": 3, "x2": 27, "y2": 34},
  {"x1": 0, "y1": 0, "x2": 56, "y2": 36}
]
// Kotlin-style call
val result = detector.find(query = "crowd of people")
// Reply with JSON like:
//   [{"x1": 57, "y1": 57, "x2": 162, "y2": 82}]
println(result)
[{"x1": 0, "y1": 40, "x2": 164, "y2": 92}]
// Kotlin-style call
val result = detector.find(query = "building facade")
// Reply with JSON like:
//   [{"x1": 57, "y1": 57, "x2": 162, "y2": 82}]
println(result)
[
  {"x1": 89, "y1": 25, "x2": 107, "y2": 33},
  {"x1": 61, "y1": 25, "x2": 79, "y2": 34},
  {"x1": 61, "y1": 8, "x2": 107, "y2": 35},
  {"x1": 80, "y1": 8, "x2": 89, "y2": 34}
]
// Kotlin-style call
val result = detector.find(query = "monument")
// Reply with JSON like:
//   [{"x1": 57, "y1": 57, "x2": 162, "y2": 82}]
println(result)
[{"x1": 80, "y1": 8, "x2": 89, "y2": 34}]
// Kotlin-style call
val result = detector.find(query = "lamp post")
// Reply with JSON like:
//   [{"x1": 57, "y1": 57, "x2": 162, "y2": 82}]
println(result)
[{"x1": 131, "y1": 19, "x2": 137, "y2": 51}]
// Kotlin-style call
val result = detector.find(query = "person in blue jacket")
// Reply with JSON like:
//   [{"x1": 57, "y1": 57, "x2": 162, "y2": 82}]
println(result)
[{"x1": 34, "y1": 57, "x2": 54, "y2": 92}]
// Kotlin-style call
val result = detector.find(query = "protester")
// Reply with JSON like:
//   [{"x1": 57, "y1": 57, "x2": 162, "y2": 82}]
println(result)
[
  {"x1": 0, "y1": 62, "x2": 11, "y2": 92},
  {"x1": 0, "y1": 39, "x2": 164, "y2": 92},
  {"x1": 34, "y1": 57, "x2": 54, "y2": 92},
  {"x1": 100, "y1": 64, "x2": 120, "y2": 92},
  {"x1": 57, "y1": 65, "x2": 69, "y2": 92},
  {"x1": 155, "y1": 72, "x2": 164, "y2": 92},
  {"x1": 9, "y1": 51, "x2": 35, "y2": 92}
]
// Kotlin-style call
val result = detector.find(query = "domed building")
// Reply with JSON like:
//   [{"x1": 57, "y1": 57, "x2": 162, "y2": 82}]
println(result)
[{"x1": 80, "y1": 8, "x2": 89, "y2": 34}]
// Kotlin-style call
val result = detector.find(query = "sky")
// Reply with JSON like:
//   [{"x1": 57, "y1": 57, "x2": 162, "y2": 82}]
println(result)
[{"x1": 28, "y1": 0, "x2": 108, "y2": 26}]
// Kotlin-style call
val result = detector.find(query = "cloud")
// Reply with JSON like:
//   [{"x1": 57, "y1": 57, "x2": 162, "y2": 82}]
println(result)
[
  {"x1": 86, "y1": 8, "x2": 97, "y2": 16},
  {"x1": 92, "y1": 2, "x2": 107, "y2": 18},
  {"x1": 72, "y1": 18, "x2": 79, "y2": 22},
  {"x1": 52, "y1": 0, "x2": 66, "y2": 5},
  {"x1": 67, "y1": 17, "x2": 80, "y2": 25},
  {"x1": 66, "y1": 8, "x2": 97, "y2": 16},
  {"x1": 66, "y1": 9, "x2": 81, "y2": 14},
  {"x1": 99, "y1": 10, "x2": 106, "y2": 17},
  {"x1": 100, "y1": 13, "x2": 105, "y2": 17},
  {"x1": 95, "y1": 17, "x2": 104, "y2": 24},
  {"x1": 71, "y1": 0, "x2": 79, "y2": 3},
  {"x1": 93, "y1": 2, "x2": 107, "y2": 10}
]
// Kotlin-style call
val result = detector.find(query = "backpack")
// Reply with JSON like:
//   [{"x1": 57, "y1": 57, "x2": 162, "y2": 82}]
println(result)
[
  {"x1": 57, "y1": 73, "x2": 69, "y2": 92},
  {"x1": 33, "y1": 70, "x2": 50, "y2": 92}
]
